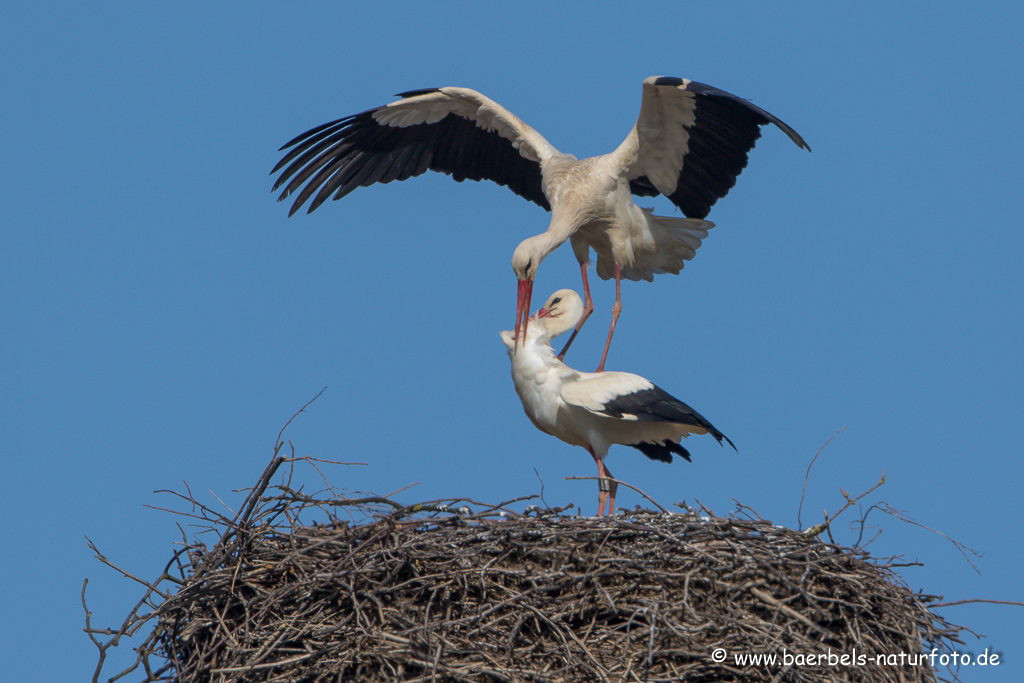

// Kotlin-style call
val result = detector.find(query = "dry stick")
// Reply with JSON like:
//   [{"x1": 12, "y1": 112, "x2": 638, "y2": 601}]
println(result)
[
  {"x1": 207, "y1": 488, "x2": 238, "y2": 519},
  {"x1": 877, "y1": 502, "x2": 983, "y2": 569},
  {"x1": 382, "y1": 480, "x2": 422, "y2": 499},
  {"x1": 930, "y1": 598, "x2": 1024, "y2": 609},
  {"x1": 275, "y1": 386, "x2": 327, "y2": 449},
  {"x1": 646, "y1": 603, "x2": 658, "y2": 667},
  {"x1": 300, "y1": 457, "x2": 368, "y2": 500},
  {"x1": 145, "y1": 489, "x2": 230, "y2": 524},
  {"x1": 237, "y1": 453, "x2": 287, "y2": 529},
  {"x1": 82, "y1": 580, "x2": 107, "y2": 683},
  {"x1": 210, "y1": 648, "x2": 323, "y2": 674},
  {"x1": 749, "y1": 586, "x2": 837, "y2": 639},
  {"x1": 280, "y1": 487, "x2": 406, "y2": 512},
  {"x1": 83, "y1": 574, "x2": 169, "y2": 683},
  {"x1": 85, "y1": 537, "x2": 186, "y2": 595},
  {"x1": 224, "y1": 387, "x2": 328, "y2": 539},
  {"x1": 582, "y1": 528, "x2": 616, "y2": 582},
  {"x1": 565, "y1": 476, "x2": 669, "y2": 513},
  {"x1": 802, "y1": 472, "x2": 886, "y2": 539},
  {"x1": 562, "y1": 625, "x2": 612, "y2": 683},
  {"x1": 797, "y1": 427, "x2": 846, "y2": 530},
  {"x1": 692, "y1": 498, "x2": 717, "y2": 518}
]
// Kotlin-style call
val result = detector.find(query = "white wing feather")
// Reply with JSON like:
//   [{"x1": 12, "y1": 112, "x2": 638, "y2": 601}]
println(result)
[
  {"x1": 607, "y1": 77, "x2": 697, "y2": 195},
  {"x1": 560, "y1": 371, "x2": 654, "y2": 418},
  {"x1": 372, "y1": 87, "x2": 562, "y2": 164}
]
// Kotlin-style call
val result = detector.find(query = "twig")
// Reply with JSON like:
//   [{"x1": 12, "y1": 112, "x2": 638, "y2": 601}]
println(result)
[
  {"x1": 533, "y1": 467, "x2": 548, "y2": 508},
  {"x1": 565, "y1": 476, "x2": 668, "y2": 513},
  {"x1": 798, "y1": 428, "x2": 845, "y2": 530},
  {"x1": 275, "y1": 386, "x2": 327, "y2": 449},
  {"x1": 803, "y1": 471, "x2": 886, "y2": 539},
  {"x1": 382, "y1": 481, "x2": 422, "y2": 498},
  {"x1": 876, "y1": 503, "x2": 983, "y2": 574},
  {"x1": 930, "y1": 599, "x2": 1024, "y2": 609}
]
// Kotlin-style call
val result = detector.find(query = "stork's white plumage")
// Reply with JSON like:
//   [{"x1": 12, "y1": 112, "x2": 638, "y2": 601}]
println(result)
[
  {"x1": 500, "y1": 289, "x2": 736, "y2": 516},
  {"x1": 273, "y1": 77, "x2": 809, "y2": 370}
]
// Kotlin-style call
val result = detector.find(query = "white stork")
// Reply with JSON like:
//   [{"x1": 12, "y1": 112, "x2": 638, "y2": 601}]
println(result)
[
  {"x1": 273, "y1": 77, "x2": 809, "y2": 370},
  {"x1": 500, "y1": 289, "x2": 735, "y2": 516}
]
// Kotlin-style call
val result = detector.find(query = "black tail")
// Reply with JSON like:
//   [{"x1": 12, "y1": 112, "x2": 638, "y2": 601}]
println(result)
[{"x1": 631, "y1": 440, "x2": 692, "y2": 464}]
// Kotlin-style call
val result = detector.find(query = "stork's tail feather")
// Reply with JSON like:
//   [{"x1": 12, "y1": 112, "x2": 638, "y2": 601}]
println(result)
[
  {"x1": 632, "y1": 439, "x2": 693, "y2": 463},
  {"x1": 605, "y1": 214, "x2": 714, "y2": 281},
  {"x1": 646, "y1": 214, "x2": 713, "y2": 272}
]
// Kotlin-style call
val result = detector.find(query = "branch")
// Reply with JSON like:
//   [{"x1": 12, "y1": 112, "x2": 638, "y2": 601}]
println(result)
[
  {"x1": 803, "y1": 471, "x2": 886, "y2": 539},
  {"x1": 930, "y1": 598, "x2": 1024, "y2": 609},
  {"x1": 275, "y1": 386, "x2": 326, "y2": 449},
  {"x1": 565, "y1": 476, "x2": 668, "y2": 513},
  {"x1": 877, "y1": 503, "x2": 983, "y2": 573},
  {"x1": 798, "y1": 428, "x2": 845, "y2": 530}
]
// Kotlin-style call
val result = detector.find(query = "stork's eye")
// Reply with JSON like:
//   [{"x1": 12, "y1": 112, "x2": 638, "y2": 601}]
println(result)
[{"x1": 551, "y1": 297, "x2": 561, "y2": 305}]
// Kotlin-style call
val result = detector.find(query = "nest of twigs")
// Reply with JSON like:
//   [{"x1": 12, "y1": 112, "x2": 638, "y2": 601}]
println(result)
[{"x1": 87, "y1": 455, "x2": 966, "y2": 683}]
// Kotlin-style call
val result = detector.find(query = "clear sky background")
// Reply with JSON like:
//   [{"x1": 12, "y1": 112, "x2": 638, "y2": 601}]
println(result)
[{"x1": 3, "y1": 3, "x2": 1022, "y2": 680}]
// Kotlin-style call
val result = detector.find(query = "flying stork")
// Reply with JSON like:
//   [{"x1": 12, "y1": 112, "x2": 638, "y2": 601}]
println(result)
[
  {"x1": 273, "y1": 77, "x2": 809, "y2": 370},
  {"x1": 500, "y1": 289, "x2": 735, "y2": 516}
]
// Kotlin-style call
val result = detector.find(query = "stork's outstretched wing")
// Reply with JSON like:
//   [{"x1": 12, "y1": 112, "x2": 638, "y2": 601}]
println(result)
[
  {"x1": 272, "y1": 87, "x2": 561, "y2": 215},
  {"x1": 613, "y1": 76, "x2": 810, "y2": 219}
]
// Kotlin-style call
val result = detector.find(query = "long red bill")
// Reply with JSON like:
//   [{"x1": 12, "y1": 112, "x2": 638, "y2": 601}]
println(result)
[{"x1": 514, "y1": 278, "x2": 533, "y2": 348}]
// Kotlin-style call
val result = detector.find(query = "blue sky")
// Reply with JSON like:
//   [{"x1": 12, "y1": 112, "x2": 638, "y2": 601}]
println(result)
[{"x1": 2, "y1": 3, "x2": 1022, "y2": 680}]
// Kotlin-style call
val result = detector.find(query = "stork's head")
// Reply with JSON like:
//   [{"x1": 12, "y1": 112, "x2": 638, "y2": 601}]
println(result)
[
  {"x1": 511, "y1": 237, "x2": 544, "y2": 283},
  {"x1": 501, "y1": 288, "x2": 584, "y2": 354},
  {"x1": 535, "y1": 289, "x2": 585, "y2": 339}
]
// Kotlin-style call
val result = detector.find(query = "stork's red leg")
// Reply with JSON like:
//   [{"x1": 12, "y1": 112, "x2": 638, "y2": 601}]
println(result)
[
  {"x1": 588, "y1": 448, "x2": 607, "y2": 516},
  {"x1": 595, "y1": 263, "x2": 622, "y2": 373},
  {"x1": 557, "y1": 262, "x2": 595, "y2": 361},
  {"x1": 588, "y1": 449, "x2": 617, "y2": 517},
  {"x1": 603, "y1": 461, "x2": 618, "y2": 516}
]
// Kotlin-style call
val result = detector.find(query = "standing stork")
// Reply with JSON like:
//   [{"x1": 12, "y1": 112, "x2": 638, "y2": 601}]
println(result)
[
  {"x1": 500, "y1": 289, "x2": 735, "y2": 516},
  {"x1": 273, "y1": 77, "x2": 809, "y2": 370}
]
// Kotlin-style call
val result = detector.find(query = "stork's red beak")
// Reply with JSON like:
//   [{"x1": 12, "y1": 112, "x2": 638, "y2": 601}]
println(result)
[{"x1": 514, "y1": 278, "x2": 534, "y2": 348}]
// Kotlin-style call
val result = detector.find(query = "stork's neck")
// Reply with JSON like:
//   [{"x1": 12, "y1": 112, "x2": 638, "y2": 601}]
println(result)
[
  {"x1": 513, "y1": 327, "x2": 564, "y2": 370},
  {"x1": 524, "y1": 228, "x2": 570, "y2": 266}
]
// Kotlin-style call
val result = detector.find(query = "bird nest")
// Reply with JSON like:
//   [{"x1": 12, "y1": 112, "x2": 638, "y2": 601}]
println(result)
[{"x1": 87, "y1": 455, "x2": 967, "y2": 683}]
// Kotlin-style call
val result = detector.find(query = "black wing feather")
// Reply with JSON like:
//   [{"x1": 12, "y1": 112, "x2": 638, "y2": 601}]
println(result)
[
  {"x1": 598, "y1": 385, "x2": 737, "y2": 452},
  {"x1": 645, "y1": 78, "x2": 809, "y2": 219},
  {"x1": 379, "y1": 143, "x2": 417, "y2": 184},
  {"x1": 272, "y1": 92, "x2": 550, "y2": 216}
]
